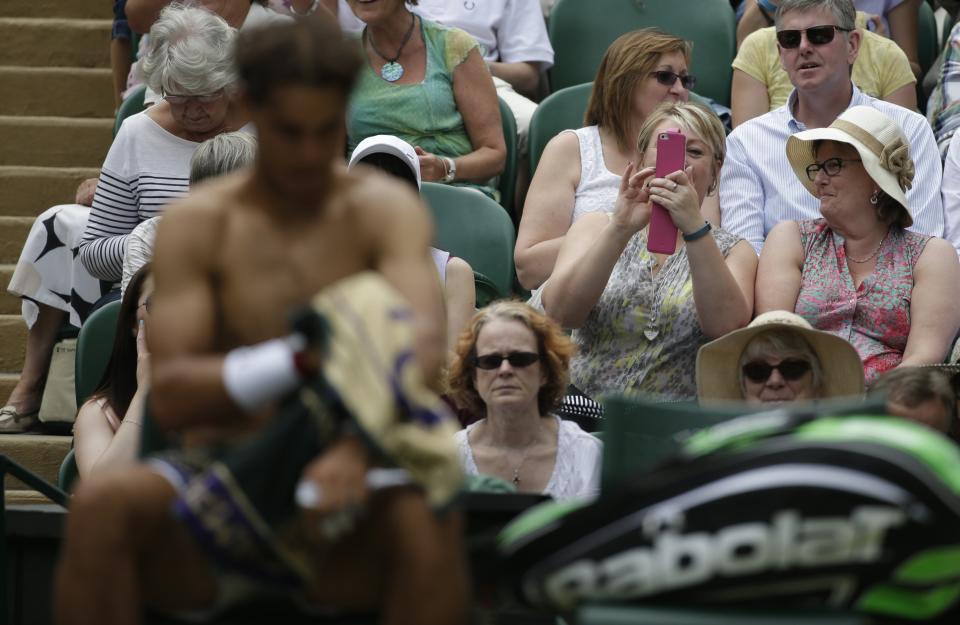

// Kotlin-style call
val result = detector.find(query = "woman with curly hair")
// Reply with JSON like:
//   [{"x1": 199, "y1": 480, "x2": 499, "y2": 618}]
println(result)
[{"x1": 448, "y1": 301, "x2": 602, "y2": 500}]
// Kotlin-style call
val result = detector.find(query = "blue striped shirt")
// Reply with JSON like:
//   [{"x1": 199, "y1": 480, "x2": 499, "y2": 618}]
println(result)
[{"x1": 720, "y1": 84, "x2": 946, "y2": 254}]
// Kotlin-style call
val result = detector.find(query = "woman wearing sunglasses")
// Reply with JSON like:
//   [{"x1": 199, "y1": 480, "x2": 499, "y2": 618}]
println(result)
[
  {"x1": 447, "y1": 301, "x2": 601, "y2": 501},
  {"x1": 73, "y1": 265, "x2": 153, "y2": 479},
  {"x1": 697, "y1": 310, "x2": 864, "y2": 404},
  {"x1": 756, "y1": 106, "x2": 960, "y2": 385},
  {"x1": 515, "y1": 28, "x2": 696, "y2": 290}
]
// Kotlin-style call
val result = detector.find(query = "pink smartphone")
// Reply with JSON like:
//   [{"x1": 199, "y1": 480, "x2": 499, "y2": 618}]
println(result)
[{"x1": 647, "y1": 128, "x2": 687, "y2": 255}]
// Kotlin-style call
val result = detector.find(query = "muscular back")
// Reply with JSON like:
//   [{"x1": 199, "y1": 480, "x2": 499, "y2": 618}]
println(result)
[{"x1": 148, "y1": 166, "x2": 445, "y2": 439}]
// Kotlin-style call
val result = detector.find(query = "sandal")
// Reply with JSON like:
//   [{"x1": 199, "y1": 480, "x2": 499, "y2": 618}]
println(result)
[{"x1": 0, "y1": 405, "x2": 39, "y2": 433}]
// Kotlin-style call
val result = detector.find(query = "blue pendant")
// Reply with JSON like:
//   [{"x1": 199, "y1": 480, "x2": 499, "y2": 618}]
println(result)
[{"x1": 381, "y1": 62, "x2": 404, "y2": 82}]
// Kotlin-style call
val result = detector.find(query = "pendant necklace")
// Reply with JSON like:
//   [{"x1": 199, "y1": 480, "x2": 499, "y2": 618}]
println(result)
[
  {"x1": 509, "y1": 426, "x2": 541, "y2": 487},
  {"x1": 365, "y1": 13, "x2": 417, "y2": 83}
]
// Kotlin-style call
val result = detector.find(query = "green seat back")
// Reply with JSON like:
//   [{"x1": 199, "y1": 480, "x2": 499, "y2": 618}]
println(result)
[
  {"x1": 548, "y1": 0, "x2": 735, "y2": 106},
  {"x1": 58, "y1": 447, "x2": 78, "y2": 492},
  {"x1": 527, "y1": 83, "x2": 715, "y2": 178},
  {"x1": 600, "y1": 396, "x2": 747, "y2": 492},
  {"x1": 528, "y1": 82, "x2": 592, "y2": 178},
  {"x1": 497, "y1": 97, "x2": 518, "y2": 219},
  {"x1": 578, "y1": 604, "x2": 863, "y2": 624},
  {"x1": 74, "y1": 300, "x2": 122, "y2": 409},
  {"x1": 421, "y1": 182, "x2": 517, "y2": 299},
  {"x1": 114, "y1": 83, "x2": 147, "y2": 138},
  {"x1": 918, "y1": 0, "x2": 939, "y2": 81},
  {"x1": 473, "y1": 271, "x2": 501, "y2": 308}
]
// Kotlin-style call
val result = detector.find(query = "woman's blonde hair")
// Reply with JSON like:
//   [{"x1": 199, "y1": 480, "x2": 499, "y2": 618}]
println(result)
[
  {"x1": 584, "y1": 28, "x2": 691, "y2": 152},
  {"x1": 447, "y1": 301, "x2": 575, "y2": 418},
  {"x1": 636, "y1": 101, "x2": 726, "y2": 188}
]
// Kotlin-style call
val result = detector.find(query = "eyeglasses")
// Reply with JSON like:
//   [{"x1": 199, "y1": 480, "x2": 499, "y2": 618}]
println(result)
[
  {"x1": 474, "y1": 351, "x2": 540, "y2": 370},
  {"x1": 776, "y1": 25, "x2": 852, "y2": 49},
  {"x1": 742, "y1": 359, "x2": 812, "y2": 383},
  {"x1": 162, "y1": 91, "x2": 224, "y2": 105},
  {"x1": 650, "y1": 70, "x2": 697, "y2": 90},
  {"x1": 804, "y1": 157, "x2": 862, "y2": 181}
]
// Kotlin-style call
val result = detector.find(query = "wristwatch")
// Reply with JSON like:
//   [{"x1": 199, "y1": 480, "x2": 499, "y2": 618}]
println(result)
[{"x1": 440, "y1": 156, "x2": 457, "y2": 184}]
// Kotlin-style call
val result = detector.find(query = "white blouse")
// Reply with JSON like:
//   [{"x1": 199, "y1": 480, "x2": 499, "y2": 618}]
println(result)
[{"x1": 454, "y1": 415, "x2": 602, "y2": 501}]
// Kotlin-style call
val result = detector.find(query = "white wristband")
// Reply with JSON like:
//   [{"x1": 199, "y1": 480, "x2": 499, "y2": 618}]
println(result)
[{"x1": 222, "y1": 336, "x2": 305, "y2": 413}]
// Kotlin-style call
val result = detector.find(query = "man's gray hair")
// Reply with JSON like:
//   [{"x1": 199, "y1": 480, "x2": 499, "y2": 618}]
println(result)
[
  {"x1": 775, "y1": 0, "x2": 856, "y2": 31},
  {"x1": 140, "y1": 3, "x2": 237, "y2": 97},
  {"x1": 189, "y1": 132, "x2": 257, "y2": 184}
]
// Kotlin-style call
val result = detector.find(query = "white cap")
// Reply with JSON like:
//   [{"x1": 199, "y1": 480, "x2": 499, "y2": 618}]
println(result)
[{"x1": 348, "y1": 134, "x2": 421, "y2": 189}]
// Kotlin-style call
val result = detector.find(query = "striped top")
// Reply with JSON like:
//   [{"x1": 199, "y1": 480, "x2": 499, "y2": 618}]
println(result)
[
  {"x1": 719, "y1": 84, "x2": 947, "y2": 255},
  {"x1": 79, "y1": 112, "x2": 196, "y2": 282}
]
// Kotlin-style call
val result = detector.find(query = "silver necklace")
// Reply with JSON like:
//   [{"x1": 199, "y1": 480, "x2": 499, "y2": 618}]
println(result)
[
  {"x1": 845, "y1": 229, "x2": 888, "y2": 264},
  {"x1": 507, "y1": 425, "x2": 541, "y2": 487},
  {"x1": 364, "y1": 13, "x2": 417, "y2": 83}
]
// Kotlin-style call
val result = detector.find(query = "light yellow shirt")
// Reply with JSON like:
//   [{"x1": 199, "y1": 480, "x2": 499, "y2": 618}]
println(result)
[{"x1": 732, "y1": 12, "x2": 915, "y2": 111}]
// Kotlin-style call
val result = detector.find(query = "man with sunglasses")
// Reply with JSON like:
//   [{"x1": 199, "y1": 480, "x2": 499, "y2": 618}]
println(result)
[{"x1": 719, "y1": 0, "x2": 947, "y2": 255}]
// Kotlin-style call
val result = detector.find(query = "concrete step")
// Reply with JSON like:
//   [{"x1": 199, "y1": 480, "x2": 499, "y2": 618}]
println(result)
[
  {"x1": 0, "y1": 116, "x2": 112, "y2": 168},
  {"x1": 0, "y1": 0, "x2": 107, "y2": 20},
  {"x1": 0, "y1": 166, "x2": 99, "y2": 218},
  {"x1": 0, "y1": 314, "x2": 27, "y2": 373},
  {"x1": 0, "y1": 18, "x2": 111, "y2": 68},
  {"x1": 0, "y1": 434, "x2": 72, "y2": 491},
  {"x1": 0, "y1": 217, "x2": 33, "y2": 265},
  {"x1": 0, "y1": 266, "x2": 18, "y2": 315},
  {"x1": 0, "y1": 66, "x2": 114, "y2": 118},
  {"x1": 0, "y1": 373, "x2": 18, "y2": 405}
]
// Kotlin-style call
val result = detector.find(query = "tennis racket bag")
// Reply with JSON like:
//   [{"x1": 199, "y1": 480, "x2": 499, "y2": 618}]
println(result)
[{"x1": 499, "y1": 414, "x2": 960, "y2": 622}]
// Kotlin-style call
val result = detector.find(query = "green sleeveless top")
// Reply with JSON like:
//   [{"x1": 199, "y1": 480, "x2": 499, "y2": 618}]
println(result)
[{"x1": 347, "y1": 18, "x2": 493, "y2": 196}]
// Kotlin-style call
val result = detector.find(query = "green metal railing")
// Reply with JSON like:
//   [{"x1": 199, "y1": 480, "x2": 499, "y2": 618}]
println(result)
[{"x1": 0, "y1": 455, "x2": 69, "y2": 625}]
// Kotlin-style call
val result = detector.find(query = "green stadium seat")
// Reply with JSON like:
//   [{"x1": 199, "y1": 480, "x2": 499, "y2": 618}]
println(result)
[
  {"x1": 919, "y1": 0, "x2": 939, "y2": 82},
  {"x1": 421, "y1": 182, "x2": 517, "y2": 300},
  {"x1": 114, "y1": 83, "x2": 147, "y2": 138},
  {"x1": 74, "y1": 300, "x2": 122, "y2": 409},
  {"x1": 548, "y1": 0, "x2": 736, "y2": 106},
  {"x1": 497, "y1": 96, "x2": 519, "y2": 219},
  {"x1": 578, "y1": 604, "x2": 864, "y2": 624},
  {"x1": 58, "y1": 447, "x2": 78, "y2": 492}
]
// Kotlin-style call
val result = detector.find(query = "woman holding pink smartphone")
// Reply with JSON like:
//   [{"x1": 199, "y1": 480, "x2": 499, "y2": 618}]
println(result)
[{"x1": 541, "y1": 102, "x2": 757, "y2": 402}]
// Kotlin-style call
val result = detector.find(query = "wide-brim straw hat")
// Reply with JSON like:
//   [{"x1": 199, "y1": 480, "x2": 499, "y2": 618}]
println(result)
[
  {"x1": 785, "y1": 105, "x2": 914, "y2": 227},
  {"x1": 697, "y1": 310, "x2": 865, "y2": 402}
]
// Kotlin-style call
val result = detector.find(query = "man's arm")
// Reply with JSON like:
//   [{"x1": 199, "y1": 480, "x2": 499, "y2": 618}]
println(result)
[
  {"x1": 902, "y1": 112, "x2": 946, "y2": 245},
  {"x1": 941, "y1": 134, "x2": 960, "y2": 259},
  {"x1": 488, "y1": 61, "x2": 541, "y2": 100},
  {"x1": 147, "y1": 198, "x2": 242, "y2": 431},
  {"x1": 718, "y1": 127, "x2": 767, "y2": 253},
  {"x1": 125, "y1": 0, "x2": 169, "y2": 33},
  {"x1": 491, "y1": 0, "x2": 553, "y2": 99}
]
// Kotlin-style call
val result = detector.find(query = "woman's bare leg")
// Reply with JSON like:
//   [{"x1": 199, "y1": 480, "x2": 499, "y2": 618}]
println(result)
[{"x1": 5, "y1": 303, "x2": 67, "y2": 413}]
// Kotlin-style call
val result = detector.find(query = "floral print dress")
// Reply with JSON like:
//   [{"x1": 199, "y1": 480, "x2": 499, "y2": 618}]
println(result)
[
  {"x1": 569, "y1": 227, "x2": 743, "y2": 402},
  {"x1": 794, "y1": 219, "x2": 930, "y2": 384}
]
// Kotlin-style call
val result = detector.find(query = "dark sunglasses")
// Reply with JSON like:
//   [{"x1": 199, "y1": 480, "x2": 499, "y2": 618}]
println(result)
[
  {"x1": 650, "y1": 70, "x2": 697, "y2": 90},
  {"x1": 776, "y1": 25, "x2": 852, "y2": 49},
  {"x1": 474, "y1": 351, "x2": 540, "y2": 370},
  {"x1": 805, "y1": 157, "x2": 862, "y2": 181},
  {"x1": 742, "y1": 358, "x2": 812, "y2": 383}
]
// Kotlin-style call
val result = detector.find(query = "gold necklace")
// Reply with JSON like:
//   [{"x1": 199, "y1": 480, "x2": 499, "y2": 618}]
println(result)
[{"x1": 845, "y1": 229, "x2": 889, "y2": 264}]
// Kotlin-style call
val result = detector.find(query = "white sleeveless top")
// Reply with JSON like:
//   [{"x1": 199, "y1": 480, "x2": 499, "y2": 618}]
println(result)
[{"x1": 567, "y1": 126, "x2": 621, "y2": 223}]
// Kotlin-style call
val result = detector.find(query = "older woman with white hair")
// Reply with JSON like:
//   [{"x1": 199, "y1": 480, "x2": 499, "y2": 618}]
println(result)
[{"x1": 2, "y1": 5, "x2": 249, "y2": 433}]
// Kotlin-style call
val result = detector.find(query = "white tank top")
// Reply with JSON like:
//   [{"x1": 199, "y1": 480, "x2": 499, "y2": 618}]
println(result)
[{"x1": 566, "y1": 126, "x2": 621, "y2": 223}]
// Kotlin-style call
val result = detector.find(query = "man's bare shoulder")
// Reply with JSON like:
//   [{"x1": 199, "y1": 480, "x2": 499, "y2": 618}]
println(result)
[
  {"x1": 339, "y1": 166, "x2": 430, "y2": 226},
  {"x1": 157, "y1": 172, "x2": 249, "y2": 241}
]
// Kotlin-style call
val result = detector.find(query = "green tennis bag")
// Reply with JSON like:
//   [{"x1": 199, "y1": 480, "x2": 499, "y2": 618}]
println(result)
[{"x1": 499, "y1": 414, "x2": 960, "y2": 622}]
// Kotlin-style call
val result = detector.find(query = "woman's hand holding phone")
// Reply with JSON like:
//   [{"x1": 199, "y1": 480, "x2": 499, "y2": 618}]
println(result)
[
  {"x1": 611, "y1": 162, "x2": 656, "y2": 236},
  {"x1": 647, "y1": 167, "x2": 706, "y2": 236}
]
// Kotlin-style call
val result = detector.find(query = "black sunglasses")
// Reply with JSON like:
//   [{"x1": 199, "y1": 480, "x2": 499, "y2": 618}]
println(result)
[
  {"x1": 474, "y1": 351, "x2": 540, "y2": 370},
  {"x1": 776, "y1": 25, "x2": 852, "y2": 49},
  {"x1": 805, "y1": 157, "x2": 862, "y2": 181},
  {"x1": 650, "y1": 70, "x2": 697, "y2": 90},
  {"x1": 742, "y1": 358, "x2": 812, "y2": 383}
]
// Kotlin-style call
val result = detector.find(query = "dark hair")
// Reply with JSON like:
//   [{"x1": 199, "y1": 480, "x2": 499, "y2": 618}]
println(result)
[
  {"x1": 875, "y1": 190, "x2": 911, "y2": 228},
  {"x1": 236, "y1": 14, "x2": 362, "y2": 107},
  {"x1": 358, "y1": 154, "x2": 418, "y2": 190},
  {"x1": 872, "y1": 367, "x2": 957, "y2": 436},
  {"x1": 90, "y1": 264, "x2": 152, "y2": 420}
]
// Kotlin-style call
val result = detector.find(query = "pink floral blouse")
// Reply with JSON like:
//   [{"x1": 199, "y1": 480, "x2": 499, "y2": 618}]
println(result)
[{"x1": 795, "y1": 219, "x2": 930, "y2": 384}]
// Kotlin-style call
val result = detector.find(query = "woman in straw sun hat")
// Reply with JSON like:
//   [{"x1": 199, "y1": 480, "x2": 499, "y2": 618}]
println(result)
[
  {"x1": 755, "y1": 105, "x2": 960, "y2": 385},
  {"x1": 697, "y1": 310, "x2": 864, "y2": 405}
]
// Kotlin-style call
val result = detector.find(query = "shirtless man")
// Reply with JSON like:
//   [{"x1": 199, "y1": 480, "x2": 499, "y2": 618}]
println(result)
[{"x1": 55, "y1": 16, "x2": 467, "y2": 625}]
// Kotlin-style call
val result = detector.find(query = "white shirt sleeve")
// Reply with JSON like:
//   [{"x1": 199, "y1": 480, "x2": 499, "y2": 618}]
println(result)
[
  {"x1": 942, "y1": 133, "x2": 960, "y2": 258},
  {"x1": 718, "y1": 129, "x2": 767, "y2": 254},
  {"x1": 495, "y1": 0, "x2": 554, "y2": 67},
  {"x1": 901, "y1": 113, "x2": 947, "y2": 245},
  {"x1": 121, "y1": 217, "x2": 161, "y2": 295}
]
